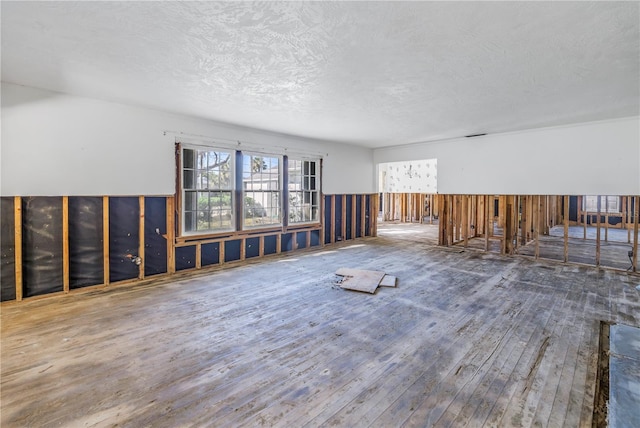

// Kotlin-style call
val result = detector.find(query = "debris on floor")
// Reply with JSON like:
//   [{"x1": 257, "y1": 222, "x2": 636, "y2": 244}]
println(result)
[{"x1": 335, "y1": 268, "x2": 396, "y2": 294}]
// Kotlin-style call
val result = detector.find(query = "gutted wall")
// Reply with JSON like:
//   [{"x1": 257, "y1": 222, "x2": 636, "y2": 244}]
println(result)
[
  {"x1": 1, "y1": 82, "x2": 375, "y2": 196},
  {"x1": 374, "y1": 117, "x2": 640, "y2": 195}
]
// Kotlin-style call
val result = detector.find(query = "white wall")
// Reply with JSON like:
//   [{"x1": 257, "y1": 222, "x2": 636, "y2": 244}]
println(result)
[
  {"x1": 374, "y1": 117, "x2": 640, "y2": 195},
  {"x1": 1, "y1": 82, "x2": 375, "y2": 196}
]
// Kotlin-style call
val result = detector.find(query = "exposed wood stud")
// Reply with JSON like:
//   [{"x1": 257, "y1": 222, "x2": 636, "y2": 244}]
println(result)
[
  {"x1": 166, "y1": 196, "x2": 176, "y2": 274},
  {"x1": 462, "y1": 194, "x2": 468, "y2": 248},
  {"x1": 14, "y1": 196, "x2": 23, "y2": 301},
  {"x1": 564, "y1": 195, "x2": 569, "y2": 263},
  {"x1": 534, "y1": 195, "x2": 540, "y2": 259},
  {"x1": 341, "y1": 195, "x2": 347, "y2": 241},
  {"x1": 194, "y1": 243, "x2": 201, "y2": 269},
  {"x1": 633, "y1": 196, "x2": 639, "y2": 272},
  {"x1": 276, "y1": 234, "x2": 282, "y2": 254},
  {"x1": 595, "y1": 196, "x2": 601, "y2": 267},
  {"x1": 139, "y1": 196, "x2": 145, "y2": 280},
  {"x1": 330, "y1": 195, "x2": 336, "y2": 244},
  {"x1": 219, "y1": 240, "x2": 225, "y2": 265},
  {"x1": 103, "y1": 196, "x2": 110, "y2": 285},
  {"x1": 360, "y1": 195, "x2": 366, "y2": 237},
  {"x1": 62, "y1": 196, "x2": 70, "y2": 293},
  {"x1": 372, "y1": 194, "x2": 379, "y2": 237},
  {"x1": 240, "y1": 238, "x2": 246, "y2": 260},
  {"x1": 259, "y1": 235, "x2": 265, "y2": 257},
  {"x1": 484, "y1": 195, "x2": 490, "y2": 252},
  {"x1": 351, "y1": 195, "x2": 357, "y2": 240}
]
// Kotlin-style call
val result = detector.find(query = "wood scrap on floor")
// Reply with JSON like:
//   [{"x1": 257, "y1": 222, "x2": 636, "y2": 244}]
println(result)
[{"x1": 335, "y1": 268, "x2": 396, "y2": 293}]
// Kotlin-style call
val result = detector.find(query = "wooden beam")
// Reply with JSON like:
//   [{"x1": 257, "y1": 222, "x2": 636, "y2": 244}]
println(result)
[
  {"x1": 604, "y1": 196, "x2": 609, "y2": 242},
  {"x1": 341, "y1": 195, "x2": 347, "y2": 240},
  {"x1": 219, "y1": 240, "x2": 225, "y2": 264},
  {"x1": 499, "y1": 196, "x2": 507, "y2": 254},
  {"x1": 534, "y1": 195, "x2": 540, "y2": 259},
  {"x1": 438, "y1": 194, "x2": 447, "y2": 246},
  {"x1": 564, "y1": 195, "x2": 569, "y2": 263},
  {"x1": 240, "y1": 237, "x2": 247, "y2": 259},
  {"x1": 103, "y1": 196, "x2": 110, "y2": 285},
  {"x1": 484, "y1": 195, "x2": 490, "y2": 252},
  {"x1": 330, "y1": 195, "x2": 335, "y2": 243},
  {"x1": 360, "y1": 195, "x2": 366, "y2": 237},
  {"x1": 351, "y1": 195, "x2": 357, "y2": 240},
  {"x1": 195, "y1": 243, "x2": 202, "y2": 269},
  {"x1": 462, "y1": 195, "x2": 468, "y2": 248},
  {"x1": 259, "y1": 235, "x2": 265, "y2": 257},
  {"x1": 166, "y1": 196, "x2": 176, "y2": 274},
  {"x1": 581, "y1": 196, "x2": 586, "y2": 239},
  {"x1": 139, "y1": 196, "x2": 145, "y2": 280},
  {"x1": 628, "y1": 196, "x2": 632, "y2": 243},
  {"x1": 633, "y1": 196, "x2": 639, "y2": 273},
  {"x1": 595, "y1": 196, "x2": 601, "y2": 267},
  {"x1": 62, "y1": 196, "x2": 70, "y2": 293},
  {"x1": 14, "y1": 196, "x2": 23, "y2": 301},
  {"x1": 372, "y1": 194, "x2": 379, "y2": 237}
]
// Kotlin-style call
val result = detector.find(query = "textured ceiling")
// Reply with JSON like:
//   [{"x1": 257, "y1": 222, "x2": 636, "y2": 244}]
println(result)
[{"x1": 2, "y1": 1, "x2": 639, "y2": 147}]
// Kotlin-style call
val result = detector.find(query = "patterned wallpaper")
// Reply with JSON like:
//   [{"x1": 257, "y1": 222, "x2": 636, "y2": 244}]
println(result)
[{"x1": 380, "y1": 159, "x2": 437, "y2": 193}]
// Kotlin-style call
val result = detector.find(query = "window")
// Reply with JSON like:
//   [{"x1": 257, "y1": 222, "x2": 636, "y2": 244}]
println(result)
[
  {"x1": 178, "y1": 144, "x2": 321, "y2": 236},
  {"x1": 288, "y1": 159, "x2": 320, "y2": 223},
  {"x1": 243, "y1": 154, "x2": 281, "y2": 227},
  {"x1": 182, "y1": 147, "x2": 234, "y2": 233},
  {"x1": 583, "y1": 195, "x2": 620, "y2": 213}
]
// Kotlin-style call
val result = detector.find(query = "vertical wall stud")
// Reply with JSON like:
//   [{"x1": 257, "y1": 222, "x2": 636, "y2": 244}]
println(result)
[
  {"x1": 259, "y1": 235, "x2": 265, "y2": 257},
  {"x1": 103, "y1": 196, "x2": 110, "y2": 285},
  {"x1": 139, "y1": 196, "x2": 145, "y2": 280},
  {"x1": 596, "y1": 196, "x2": 601, "y2": 267},
  {"x1": 370, "y1": 194, "x2": 377, "y2": 237},
  {"x1": 351, "y1": 195, "x2": 357, "y2": 240},
  {"x1": 534, "y1": 195, "x2": 540, "y2": 259},
  {"x1": 341, "y1": 195, "x2": 347, "y2": 241},
  {"x1": 196, "y1": 243, "x2": 202, "y2": 269},
  {"x1": 14, "y1": 196, "x2": 23, "y2": 301},
  {"x1": 360, "y1": 195, "x2": 366, "y2": 237},
  {"x1": 605, "y1": 197, "x2": 609, "y2": 242},
  {"x1": 484, "y1": 195, "x2": 490, "y2": 252},
  {"x1": 632, "y1": 195, "x2": 638, "y2": 272},
  {"x1": 219, "y1": 240, "x2": 225, "y2": 265},
  {"x1": 330, "y1": 195, "x2": 336, "y2": 244},
  {"x1": 166, "y1": 196, "x2": 176, "y2": 274},
  {"x1": 62, "y1": 196, "x2": 70, "y2": 293},
  {"x1": 462, "y1": 195, "x2": 468, "y2": 248},
  {"x1": 564, "y1": 195, "x2": 569, "y2": 263}
]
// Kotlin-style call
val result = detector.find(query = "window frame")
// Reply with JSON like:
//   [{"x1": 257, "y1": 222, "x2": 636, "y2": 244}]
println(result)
[
  {"x1": 177, "y1": 143, "x2": 323, "y2": 239},
  {"x1": 180, "y1": 144, "x2": 235, "y2": 236},
  {"x1": 241, "y1": 152, "x2": 283, "y2": 229},
  {"x1": 287, "y1": 158, "x2": 321, "y2": 225}
]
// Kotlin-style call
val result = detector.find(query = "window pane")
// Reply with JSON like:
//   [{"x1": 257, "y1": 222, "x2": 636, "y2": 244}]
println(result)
[
  {"x1": 183, "y1": 149, "x2": 195, "y2": 169},
  {"x1": 182, "y1": 146, "x2": 234, "y2": 234},
  {"x1": 288, "y1": 159, "x2": 319, "y2": 224}
]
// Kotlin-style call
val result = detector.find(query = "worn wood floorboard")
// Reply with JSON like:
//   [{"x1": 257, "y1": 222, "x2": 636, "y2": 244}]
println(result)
[{"x1": 2, "y1": 222, "x2": 639, "y2": 427}]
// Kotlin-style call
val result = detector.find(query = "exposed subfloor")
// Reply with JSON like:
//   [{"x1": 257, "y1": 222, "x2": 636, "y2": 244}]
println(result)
[{"x1": 1, "y1": 223, "x2": 639, "y2": 427}]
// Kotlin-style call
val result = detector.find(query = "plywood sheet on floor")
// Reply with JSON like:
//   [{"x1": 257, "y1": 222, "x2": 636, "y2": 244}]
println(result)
[{"x1": 336, "y1": 268, "x2": 385, "y2": 293}]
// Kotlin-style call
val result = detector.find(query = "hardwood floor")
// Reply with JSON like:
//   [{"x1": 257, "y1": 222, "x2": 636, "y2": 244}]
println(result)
[{"x1": 2, "y1": 223, "x2": 639, "y2": 427}]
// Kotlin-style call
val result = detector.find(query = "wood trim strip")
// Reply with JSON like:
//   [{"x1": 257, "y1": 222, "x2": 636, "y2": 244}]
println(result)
[
  {"x1": 63, "y1": 196, "x2": 70, "y2": 293},
  {"x1": 633, "y1": 196, "x2": 639, "y2": 273},
  {"x1": 103, "y1": 196, "x2": 110, "y2": 285},
  {"x1": 564, "y1": 195, "x2": 569, "y2": 263},
  {"x1": 139, "y1": 196, "x2": 145, "y2": 280},
  {"x1": 14, "y1": 196, "x2": 23, "y2": 301},
  {"x1": 166, "y1": 196, "x2": 176, "y2": 274}
]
